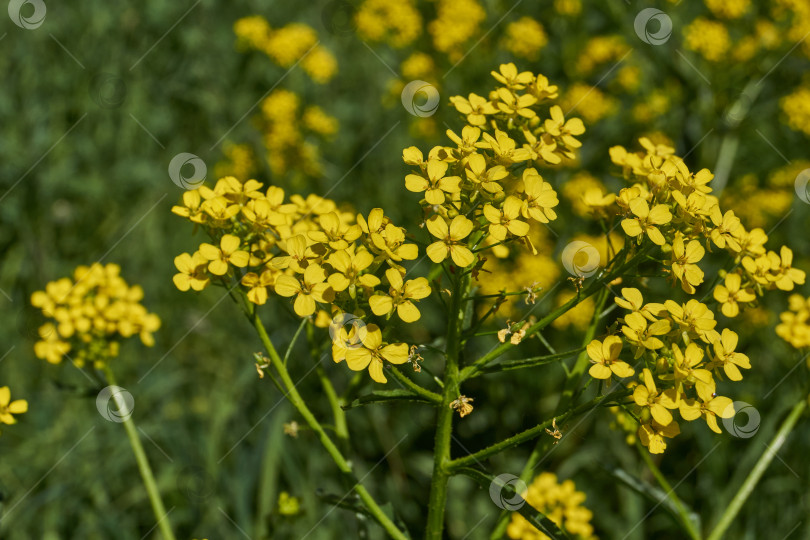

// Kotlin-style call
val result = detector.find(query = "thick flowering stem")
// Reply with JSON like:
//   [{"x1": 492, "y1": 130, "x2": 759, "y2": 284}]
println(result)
[
  {"x1": 103, "y1": 365, "x2": 176, "y2": 540},
  {"x1": 426, "y1": 270, "x2": 472, "y2": 539},
  {"x1": 249, "y1": 307, "x2": 408, "y2": 540},
  {"x1": 706, "y1": 398, "x2": 807, "y2": 540}
]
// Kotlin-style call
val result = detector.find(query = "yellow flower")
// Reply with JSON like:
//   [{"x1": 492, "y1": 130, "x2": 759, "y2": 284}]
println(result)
[
  {"x1": 665, "y1": 299, "x2": 718, "y2": 343},
  {"x1": 173, "y1": 252, "x2": 211, "y2": 292},
  {"x1": 615, "y1": 287, "x2": 666, "y2": 321},
  {"x1": 633, "y1": 368, "x2": 677, "y2": 426},
  {"x1": 477, "y1": 130, "x2": 532, "y2": 165},
  {"x1": 345, "y1": 324, "x2": 408, "y2": 383},
  {"x1": 483, "y1": 197, "x2": 530, "y2": 241},
  {"x1": 671, "y1": 342, "x2": 713, "y2": 399},
  {"x1": 587, "y1": 335, "x2": 634, "y2": 379},
  {"x1": 506, "y1": 472, "x2": 596, "y2": 540},
  {"x1": 369, "y1": 268, "x2": 431, "y2": 323},
  {"x1": 0, "y1": 386, "x2": 28, "y2": 430},
  {"x1": 621, "y1": 312, "x2": 670, "y2": 358},
  {"x1": 465, "y1": 153, "x2": 508, "y2": 195},
  {"x1": 274, "y1": 265, "x2": 335, "y2": 317},
  {"x1": 199, "y1": 235, "x2": 251, "y2": 276},
  {"x1": 501, "y1": 17, "x2": 547, "y2": 60},
  {"x1": 242, "y1": 270, "x2": 276, "y2": 305},
  {"x1": 707, "y1": 329, "x2": 750, "y2": 381},
  {"x1": 405, "y1": 159, "x2": 462, "y2": 205},
  {"x1": 638, "y1": 419, "x2": 680, "y2": 454},
  {"x1": 713, "y1": 272, "x2": 755, "y2": 317},
  {"x1": 621, "y1": 198, "x2": 671, "y2": 246},
  {"x1": 669, "y1": 236, "x2": 705, "y2": 294},
  {"x1": 449, "y1": 93, "x2": 497, "y2": 126},
  {"x1": 491, "y1": 62, "x2": 534, "y2": 89},
  {"x1": 543, "y1": 105, "x2": 585, "y2": 149},
  {"x1": 425, "y1": 215, "x2": 475, "y2": 267},
  {"x1": 518, "y1": 170, "x2": 559, "y2": 223},
  {"x1": 695, "y1": 381, "x2": 734, "y2": 433}
]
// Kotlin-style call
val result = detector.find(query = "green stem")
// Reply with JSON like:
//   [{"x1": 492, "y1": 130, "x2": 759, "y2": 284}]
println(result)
[
  {"x1": 250, "y1": 309, "x2": 408, "y2": 540},
  {"x1": 389, "y1": 366, "x2": 442, "y2": 404},
  {"x1": 103, "y1": 365, "x2": 176, "y2": 540},
  {"x1": 425, "y1": 270, "x2": 471, "y2": 539},
  {"x1": 469, "y1": 244, "x2": 649, "y2": 374},
  {"x1": 706, "y1": 398, "x2": 806, "y2": 540},
  {"x1": 306, "y1": 322, "x2": 349, "y2": 443},
  {"x1": 637, "y1": 442, "x2": 701, "y2": 540},
  {"x1": 448, "y1": 388, "x2": 630, "y2": 471}
]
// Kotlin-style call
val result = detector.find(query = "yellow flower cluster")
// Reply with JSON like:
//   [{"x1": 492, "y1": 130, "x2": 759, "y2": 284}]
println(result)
[
  {"x1": 777, "y1": 295, "x2": 810, "y2": 350},
  {"x1": 581, "y1": 139, "x2": 806, "y2": 453},
  {"x1": 631, "y1": 90, "x2": 671, "y2": 123},
  {"x1": 354, "y1": 0, "x2": 422, "y2": 48},
  {"x1": 559, "y1": 83, "x2": 617, "y2": 125},
  {"x1": 780, "y1": 86, "x2": 810, "y2": 136},
  {"x1": 502, "y1": 17, "x2": 547, "y2": 61},
  {"x1": 0, "y1": 386, "x2": 28, "y2": 436},
  {"x1": 554, "y1": 0, "x2": 582, "y2": 16},
  {"x1": 214, "y1": 142, "x2": 257, "y2": 181},
  {"x1": 705, "y1": 0, "x2": 749, "y2": 19},
  {"x1": 428, "y1": 0, "x2": 487, "y2": 61},
  {"x1": 774, "y1": 0, "x2": 810, "y2": 56},
  {"x1": 401, "y1": 52, "x2": 436, "y2": 81},
  {"x1": 409, "y1": 64, "x2": 583, "y2": 265},
  {"x1": 507, "y1": 472, "x2": 596, "y2": 540},
  {"x1": 721, "y1": 173, "x2": 793, "y2": 228},
  {"x1": 683, "y1": 17, "x2": 730, "y2": 62},
  {"x1": 259, "y1": 89, "x2": 338, "y2": 178},
  {"x1": 31, "y1": 263, "x2": 160, "y2": 368},
  {"x1": 171, "y1": 176, "x2": 421, "y2": 384},
  {"x1": 233, "y1": 16, "x2": 337, "y2": 83},
  {"x1": 576, "y1": 35, "x2": 630, "y2": 74}
]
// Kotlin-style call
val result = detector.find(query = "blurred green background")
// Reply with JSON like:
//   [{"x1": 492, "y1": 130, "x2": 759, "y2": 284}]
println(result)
[{"x1": 2, "y1": 0, "x2": 810, "y2": 538}]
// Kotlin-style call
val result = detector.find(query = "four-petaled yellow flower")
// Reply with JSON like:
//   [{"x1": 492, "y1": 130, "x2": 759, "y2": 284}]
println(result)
[
  {"x1": 199, "y1": 234, "x2": 250, "y2": 275},
  {"x1": 274, "y1": 265, "x2": 335, "y2": 317},
  {"x1": 369, "y1": 269, "x2": 431, "y2": 323},
  {"x1": 173, "y1": 252, "x2": 211, "y2": 291},
  {"x1": 621, "y1": 198, "x2": 672, "y2": 246},
  {"x1": 483, "y1": 197, "x2": 530, "y2": 241},
  {"x1": 587, "y1": 336, "x2": 634, "y2": 379},
  {"x1": 344, "y1": 324, "x2": 409, "y2": 383},
  {"x1": 405, "y1": 159, "x2": 462, "y2": 205},
  {"x1": 425, "y1": 215, "x2": 475, "y2": 268},
  {"x1": 633, "y1": 368, "x2": 677, "y2": 426},
  {"x1": 708, "y1": 329, "x2": 750, "y2": 381},
  {"x1": 670, "y1": 236, "x2": 704, "y2": 294}
]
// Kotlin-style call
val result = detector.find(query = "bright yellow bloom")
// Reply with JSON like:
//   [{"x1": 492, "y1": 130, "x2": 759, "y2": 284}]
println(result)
[
  {"x1": 633, "y1": 368, "x2": 677, "y2": 426},
  {"x1": 621, "y1": 198, "x2": 671, "y2": 245},
  {"x1": 405, "y1": 159, "x2": 462, "y2": 205},
  {"x1": 344, "y1": 324, "x2": 408, "y2": 383},
  {"x1": 707, "y1": 329, "x2": 751, "y2": 381},
  {"x1": 449, "y1": 93, "x2": 497, "y2": 126},
  {"x1": 465, "y1": 153, "x2": 508, "y2": 195},
  {"x1": 622, "y1": 312, "x2": 670, "y2": 358},
  {"x1": 669, "y1": 236, "x2": 705, "y2": 294},
  {"x1": 587, "y1": 335, "x2": 634, "y2": 379},
  {"x1": 0, "y1": 386, "x2": 28, "y2": 431},
  {"x1": 369, "y1": 269, "x2": 431, "y2": 323},
  {"x1": 199, "y1": 234, "x2": 250, "y2": 276},
  {"x1": 274, "y1": 265, "x2": 335, "y2": 317},
  {"x1": 506, "y1": 472, "x2": 596, "y2": 539},
  {"x1": 242, "y1": 270, "x2": 276, "y2": 305},
  {"x1": 173, "y1": 252, "x2": 211, "y2": 292},
  {"x1": 425, "y1": 215, "x2": 475, "y2": 268},
  {"x1": 713, "y1": 272, "x2": 755, "y2": 317}
]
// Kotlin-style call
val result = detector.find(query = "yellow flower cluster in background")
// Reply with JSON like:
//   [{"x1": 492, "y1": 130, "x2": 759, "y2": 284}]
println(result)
[
  {"x1": 234, "y1": 16, "x2": 337, "y2": 83},
  {"x1": 559, "y1": 83, "x2": 617, "y2": 125},
  {"x1": 507, "y1": 472, "x2": 596, "y2": 540},
  {"x1": 355, "y1": 0, "x2": 422, "y2": 48},
  {"x1": 214, "y1": 143, "x2": 258, "y2": 181},
  {"x1": 428, "y1": 0, "x2": 487, "y2": 62},
  {"x1": 31, "y1": 263, "x2": 160, "y2": 368},
  {"x1": 576, "y1": 35, "x2": 630, "y2": 75},
  {"x1": 0, "y1": 386, "x2": 28, "y2": 436},
  {"x1": 258, "y1": 89, "x2": 338, "y2": 178},
  {"x1": 683, "y1": 17, "x2": 730, "y2": 62},
  {"x1": 502, "y1": 17, "x2": 548, "y2": 61},
  {"x1": 780, "y1": 86, "x2": 810, "y2": 137},
  {"x1": 777, "y1": 295, "x2": 810, "y2": 350}
]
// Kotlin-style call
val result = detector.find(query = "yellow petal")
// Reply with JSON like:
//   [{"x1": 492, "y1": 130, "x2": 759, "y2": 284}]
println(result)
[
  {"x1": 293, "y1": 293, "x2": 316, "y2": 317},
  {"x1": 396, "y1": 301, "x2": 421, "y2": 323},
  {"x1": 449, "y1": 246, "x2": 475, "y2": 268},
  {"x1": 274, "y1": 275, "x2": 301, "y2": 297},
  {"x1": 369, "y1": 295, "x2": 394, "y2": 316},
  {"x1": 426, "y1": 242, "x2": 448, "y2": 263},
  {"x1": 368, "y1": 358, "x2": 387, "y2": 383}
]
